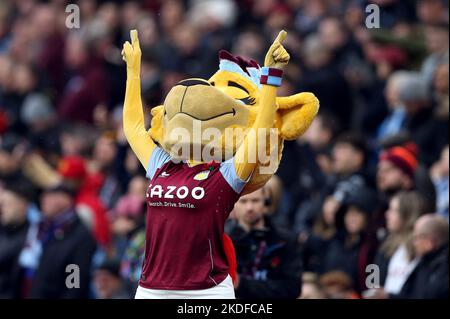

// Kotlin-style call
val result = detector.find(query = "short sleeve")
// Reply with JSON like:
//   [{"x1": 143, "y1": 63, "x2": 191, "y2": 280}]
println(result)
[
  {"x1": 219, "y1": 157, "x2": 250, "y2": 194},
  {"x1": 146, "y1": 146, "x2": 171, "y2": 180}
]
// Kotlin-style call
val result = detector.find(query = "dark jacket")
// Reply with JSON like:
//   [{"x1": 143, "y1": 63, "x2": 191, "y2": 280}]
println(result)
[
  {"x1": 322, "y1": 230, "x2": 378, "y2": 293},
  {"x1": 390, "y1": 245, "x2": 449, "y2": 299},
  {"x1": 0, "y1": 221, "x2": 29, "y2": 298},
  {"x1": 302, "y1": 233, "x2": 335, "y2": 274},
  {"x1": 29, "y1": 215, "x2": 96, "y2": 299},
  {"x1": 228, "y1": 218, "x2": 303, "y2": 299}
]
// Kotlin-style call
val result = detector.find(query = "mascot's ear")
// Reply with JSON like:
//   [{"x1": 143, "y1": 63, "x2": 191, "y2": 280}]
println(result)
[
  {"x1": 276, "y1": 92, "x2": 319, "y2": 140},
  {"x1": 149, "y1": 105, "x2": 165, "y2": 145}
]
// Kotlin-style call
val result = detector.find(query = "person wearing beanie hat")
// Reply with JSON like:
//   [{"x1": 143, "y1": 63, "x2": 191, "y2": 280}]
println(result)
[
  {"x1": 380, "y1": 146, "x2": 418, "y2": 179},
  {"x1": 377, "y1": 145, "x2": 418, "y2": 199},
  {"x1": 379, "y1": 137, "x2": 437, "y2": 212}
]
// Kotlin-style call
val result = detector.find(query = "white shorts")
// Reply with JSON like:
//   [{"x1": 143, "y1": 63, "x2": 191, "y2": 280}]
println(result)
[{"x1": 135, "y1": 275, "x2": 235, "y2": 299}]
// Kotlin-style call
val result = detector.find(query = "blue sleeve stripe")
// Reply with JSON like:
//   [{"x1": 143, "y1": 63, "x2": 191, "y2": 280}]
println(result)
[
  {"x1": 146, "y1": 147, "x2": 171, "y2": 180},
  {"x1": 219, "y1": 157, "x2": 249, "y2": 194}
]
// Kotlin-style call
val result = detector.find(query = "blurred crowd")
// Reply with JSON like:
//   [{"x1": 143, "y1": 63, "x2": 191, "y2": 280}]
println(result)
[{"x1": 0, "y1": 0, "x2": 448, "y2": 299}]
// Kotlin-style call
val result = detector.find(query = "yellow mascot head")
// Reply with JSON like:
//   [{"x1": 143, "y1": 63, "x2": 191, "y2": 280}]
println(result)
[{"x1": 149, "y1": 49, "x2": 319, "y2": 194}]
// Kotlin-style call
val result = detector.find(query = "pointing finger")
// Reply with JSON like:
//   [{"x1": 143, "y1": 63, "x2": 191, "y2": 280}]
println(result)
[
  {"x1": 274, "y1": 30, "x2": 287, "y2": 44},
  {"x1": 130, "y1": 29, "x2": 139, "y2": 48}
]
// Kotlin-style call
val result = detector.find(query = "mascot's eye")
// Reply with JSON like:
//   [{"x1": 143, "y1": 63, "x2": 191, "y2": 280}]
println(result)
[
  {"x1": 238, "y1": 96, "x2": 256, "y2": 105},
  {"x1": 164, "y1": 109, "x2": 167, "y2": 116},
  {"x1": 210, "y1": 81, "x2": 215, "y2": 86}
]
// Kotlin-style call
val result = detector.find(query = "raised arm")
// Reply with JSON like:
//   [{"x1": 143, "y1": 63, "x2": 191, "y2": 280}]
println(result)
[
  {"x1": 122, "y1": 30, "x2": 155, "y2": 169},
  {"x1": 234, "y1": 31, "x2": 290, "y2": 181}
]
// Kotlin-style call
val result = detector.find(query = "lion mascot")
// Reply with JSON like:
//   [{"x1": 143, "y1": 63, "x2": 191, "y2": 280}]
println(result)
[{"x1": 122, "y1": 29, "x2": 319, "y2": 299}]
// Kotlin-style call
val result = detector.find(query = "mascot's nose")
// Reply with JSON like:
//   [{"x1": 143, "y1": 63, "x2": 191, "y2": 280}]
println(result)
[{"x1": 177, "y1": 79, "x2": 211, "y2": 87}]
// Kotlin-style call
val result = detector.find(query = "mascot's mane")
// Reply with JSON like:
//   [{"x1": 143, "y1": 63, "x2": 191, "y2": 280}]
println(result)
[
  {"x1": 218, "y1": 50, "x2": 260, "y2": 76},
  {"x1": 217, "y1": 50, "x2": 262, "y2": 88}
]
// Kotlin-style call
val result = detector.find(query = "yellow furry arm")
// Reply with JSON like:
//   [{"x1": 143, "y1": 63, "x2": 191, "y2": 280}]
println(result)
[
  {"x1": 234, "y1": 85, "x2": 277, "y2": 181},
  {"x1": 234, "y1": 30, "x2": 289, "y2": 181},
  {"x1": 122, "y1": 30, "x2": 155, "y2": 169}
]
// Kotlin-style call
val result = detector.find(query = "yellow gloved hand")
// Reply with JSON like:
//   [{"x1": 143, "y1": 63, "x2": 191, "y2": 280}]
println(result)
[
  {"x1": 122, "y1": 29, "x2": 141, "y2": 79},
  {"x1": 264, "y1": 30, "x2": 290, "y2": 70}
]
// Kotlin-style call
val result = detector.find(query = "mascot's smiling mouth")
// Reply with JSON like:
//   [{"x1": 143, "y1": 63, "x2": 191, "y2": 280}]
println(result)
[{"x1": 174, "y1": 109, "x2": 236, "y2": 121}]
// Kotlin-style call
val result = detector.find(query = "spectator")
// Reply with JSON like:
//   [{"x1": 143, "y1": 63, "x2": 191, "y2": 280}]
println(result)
[
  {"x1": 93, "y1": 258, "x2": 131, "y2": 299},
  {"x1": 293, "y1": 132, "x2": 372, "y2": 244},
  {"x1": 374, "y1": 191, "x2": 427, "y2": 295},
  {"x1": 21, "y1": 93, "x2": 61, "y2": 157},
  {"x1": 228, "y1": 187, "x2": 303, "y2": 299},
  {"x1": 126, "y1": 175, "x2": 148, "y2": 202},
  {"x1": 58, "y1": 32, "x2": 110, "y2": 123},
  {"x1": 300, "y1": 196, "x2": 341, "y2": 273},
  {"x1": 32, "y1": 4, "x2": 65, "y2": 97},
  {"x1": 378, "y1": 137, "x2": 437, "y2": 213},
  {"x1": 59, "y1": 123, "x2": 97, "y2": 158},
  {"x1": 376, "y1": 71, "x2": 409, "y2": 142},
  {"x1": 300, "y1": 111, "x2": 340, "y2": 154},
  {"x1": 372, "y1": 214, "x2": 449, "y2": 299},
  {"x1": 298, "y1": 34, "x2": 353, "y2": 128},
  {"x1": 21, "y1": 182, "x2": 96, "y2": 298},
  {"x1": 421, "y1": 22, "x2": 449, "y2": 89},
  {"x1": 377, "y1": 145, "x2": 418, "y2": 200},
  {"x1": 0, "y1": 178, "x2": 36, "y2": 298},
  {"x1": 318, "y1": 15, "x2": 371, "y2": 97},
  {"x1": 330, "y1": 132, "x2": 371, "y2": 189},
  {"x1": 299, "y1": 272, "x2": 326, "y2": 299},
  {"x1": 279, "y1": 111, "x2": 338, "y2": 197},
  {"x1": 322, "y1": 187, "x2": 379, "y2": 293},
  {"x1": 324, "y1": 133, "x2": 373, "y2": 220},
  {"x1": 109, "y1": 193, "x2": 145, "y2": 289},
  {"x1": 396, "y1": 72, "x2": 446, "y2": 166},
  {"x1": 232, "y1": 27, "x2": 266, "y2": 64},
  {"x1": 91, "y1": 132, "x2": 122, "y2": 209}
]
